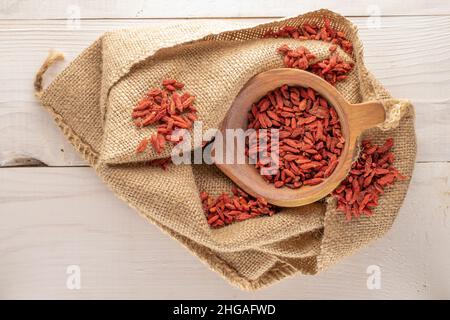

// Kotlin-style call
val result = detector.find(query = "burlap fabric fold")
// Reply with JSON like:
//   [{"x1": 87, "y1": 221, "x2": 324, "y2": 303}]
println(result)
[{"x1": 35, "y1": 9, "x2": 416, "y2": 290}]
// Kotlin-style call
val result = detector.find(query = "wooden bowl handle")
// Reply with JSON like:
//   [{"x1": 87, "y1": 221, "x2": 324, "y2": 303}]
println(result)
[{"x1": 343, "y1": 101, "x2": 386, "y2": 136}]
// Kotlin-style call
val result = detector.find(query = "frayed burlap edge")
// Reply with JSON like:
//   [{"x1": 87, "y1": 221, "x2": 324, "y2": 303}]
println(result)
[
  {"x1": 34, "y1": 55, "x2": 303, "y2": 290},
  {"x1": 34, "y1": 10, "x2": 416, "y2": 290}
]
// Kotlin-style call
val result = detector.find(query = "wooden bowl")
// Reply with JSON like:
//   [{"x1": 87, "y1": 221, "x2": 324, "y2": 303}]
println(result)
[{"x1": 215, "y1": 68, "x2": 385, "y2": 207}]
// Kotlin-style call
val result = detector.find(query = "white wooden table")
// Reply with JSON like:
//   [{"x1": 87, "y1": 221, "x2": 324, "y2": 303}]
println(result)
[{"x1": 1, "y1": 0, "x2": 449, "y2": 299}]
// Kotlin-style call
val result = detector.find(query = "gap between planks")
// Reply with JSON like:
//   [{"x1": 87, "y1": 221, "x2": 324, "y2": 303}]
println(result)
[
  {"x1": 0, "y1": 163, "x2": 448, "y2": 298},
  {"x1": 4, "y1": 13, "x2": 450, "y2": 22},
  {"x1": 1, "y1": 16, "x2": 449, "y2": 166},
  {"x1": 1, "y1": 0, "x2": 450, "y2": 19}
]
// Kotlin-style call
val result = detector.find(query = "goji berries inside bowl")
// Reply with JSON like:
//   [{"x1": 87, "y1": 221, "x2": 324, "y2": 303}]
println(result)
[
  {"x1": 245, "y1": 83, "x2": 345, "y2": 189},
  {"x1": 215, "y1": 68, "x2": 372, "y2": 207}
]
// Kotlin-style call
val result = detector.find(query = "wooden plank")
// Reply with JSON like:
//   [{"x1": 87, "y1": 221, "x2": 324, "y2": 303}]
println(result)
[
  {"x1": 0, "y1": 163, "x2": 448, "y2": 299},
  {"x1": 1, "y1": 0, "x2": 450, "y2": 19},
  {"x1": 1, "y1": 16, "x2": 449, "y2": 166}
]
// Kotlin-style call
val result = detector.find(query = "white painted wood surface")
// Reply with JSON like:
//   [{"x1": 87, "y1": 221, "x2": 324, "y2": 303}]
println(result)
[
  {"x1": 2, "y1": 0, "x2": 450, "y2": 19},
  {"x1": 1, "y1": 163, "x2": 449, "y2": 299},
  {"x1": 0, "y1": 0, "x2": 449, "y2": 299},
  {"x1": 1, "y1": 16, "x2": 450, "y2": 166}
]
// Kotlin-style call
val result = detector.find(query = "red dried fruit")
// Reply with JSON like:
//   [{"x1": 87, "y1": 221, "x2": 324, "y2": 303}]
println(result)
[
  {"x1": 132, "y1": 79, "x2": 197, "y2": 157},
  {"x1": 162, "y1": 79, "x2": 176, "y2": 86},
  {"x1": 246, "y1": 84, "x2": 344, "y2": 189},
  {"x1": 201, "y1": 188, "x2": 278, "y2": 228},
  {"x1": 277, "y1": 44, "x2": 353, "y2": 86},
  {"x1": 332, "y1": 138, "x2": 406, "y2": 221},
  {"x1": 309, "y1": 55, "x2": 353, "y2": 86},
  {"x1": 303, "y1": 178, "x2": 324, "y2": 186},
  {"x1": 264, "y1": 16, "x2": 353, "y2": 54},
  {"x1": 276, "y1": 45, "x2": 316, "y2": 70},
  {"x1": 136, "y1": 138, "x2": 148, "y2": 153}
]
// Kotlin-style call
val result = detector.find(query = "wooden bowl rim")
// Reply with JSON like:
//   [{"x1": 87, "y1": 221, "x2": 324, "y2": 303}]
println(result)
[{"x1": 216, "y1": 69, "x2": 360, "y2": 207}]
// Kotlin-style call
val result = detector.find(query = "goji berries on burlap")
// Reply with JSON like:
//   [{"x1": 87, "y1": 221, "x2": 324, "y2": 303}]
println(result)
[
  {"x1": 276, "y1": 45, "x2": 316, "y2": 70},
  {"x1": 264, "y1": 17, "x2": 353, "y2": 54},
  {"x1": 36, "y1": 8, "x2": 416, "y2": 289},
  {"x1": 308, "y1": 53, "x2": 353, "y2": 85},
  {"x1": 276, "y1": 45, "x2": 353, "y2": 86},
  {"x1": 333, "y1": 138, "x2": 406, "y2": 221},
  {"x1": 201, "y1": 188, "x2": 278, "y2": 228},
  {"x1": 132, "y1": 79, "x2": 197, "y2": 155},
  {"x1": 269, "y1": 16, "x2": 355, "y2": 86},
  {"x1": 246, "y1": 84, "x2": 344, "y2": 189},
  {"x1": 132, "y1": 17, "x2": 404, "y2": 228}
]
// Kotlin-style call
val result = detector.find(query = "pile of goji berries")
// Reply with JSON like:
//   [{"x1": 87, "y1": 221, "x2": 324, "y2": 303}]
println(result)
[
  {"x1": 264, "y1": 17, "x2": 353, "y2": 54},
  {"x1": 276, "y1": 44, "x2": 353, "y2": 85},
  {"x1": 276, "y1": 44, "x2": 316, "y2": 70},
  {"x1": 131, "y1": 17, "x2": 406, "y2": 227},
  {"x1": 133, "y1": 79, "x2": 197, "y2": 155},
  {"x1": 200, "y1": 188, "x2": 278, "y2": 228},
  {"x1": 270, "y1": 17, "x2": 355, "y2": 85},
  {"x1": 308, "y1": 53, "x2": 353, "y2": 85},
  {"x1": 333, "y1": 138, "x2": 406, "y2": 220},
  {"x1": 246, "y1": 84, "x2": 344, "y2": 188}
]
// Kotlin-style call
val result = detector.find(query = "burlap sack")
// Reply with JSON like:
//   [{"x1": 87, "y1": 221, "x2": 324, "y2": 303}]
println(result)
[{"x1": 35, "y1": 9, "x2": 416, "y2": 290}]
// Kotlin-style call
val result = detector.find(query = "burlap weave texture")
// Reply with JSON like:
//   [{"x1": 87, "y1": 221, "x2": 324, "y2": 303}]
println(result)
[{"x1": 37, "y1": 9, "x2": 416, "y2": 290}]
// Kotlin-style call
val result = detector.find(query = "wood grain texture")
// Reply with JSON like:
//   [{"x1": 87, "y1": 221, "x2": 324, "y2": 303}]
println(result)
[
  {"x1": 1, "y1": 0, "x2": 449, "y2": 300},
  {"x1": 0, "y1": 163, "x2": 448, "y2": 299},
  {"x1": 1, "y1": 0, "x2": 450, "y2": 19},
  {"x1": 0, "y1": 16, "x2": 449, "y2": 166}
]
